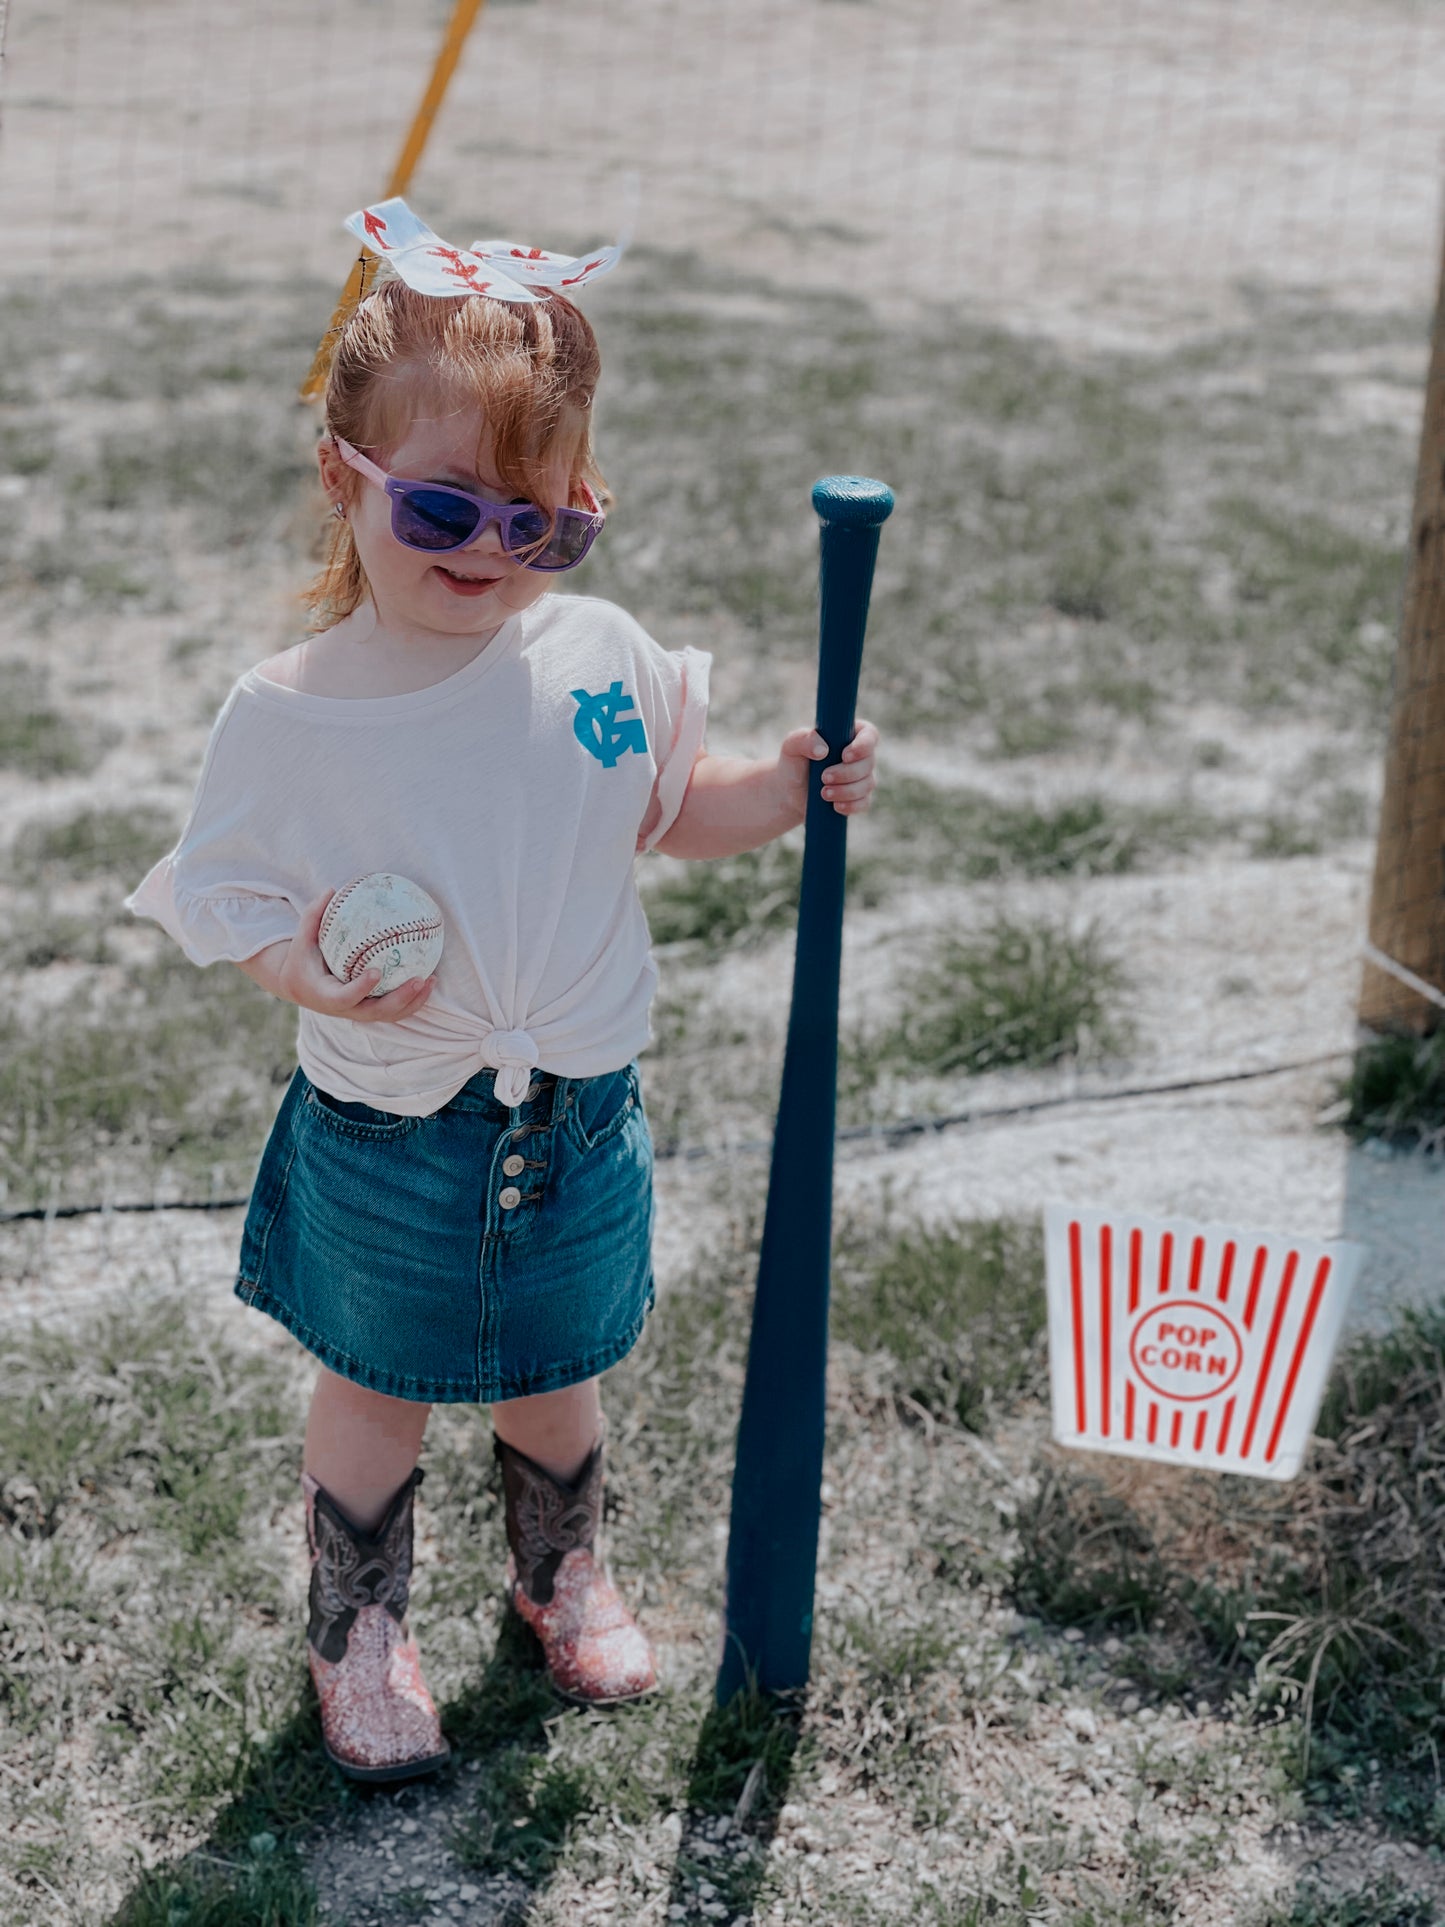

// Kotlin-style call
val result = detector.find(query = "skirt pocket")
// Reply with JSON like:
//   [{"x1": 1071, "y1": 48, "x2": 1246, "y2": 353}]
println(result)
[
  {"x1": 561, "y1": 1063, "x2": 640, "y2": 1154},
  {"x1": 303, "y1": 1080, "x2": 429, "y2": 1142}
]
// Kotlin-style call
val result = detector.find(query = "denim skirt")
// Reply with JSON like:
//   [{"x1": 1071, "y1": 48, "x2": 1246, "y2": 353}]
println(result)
[{"x1": 235, "y1": 1060, "x2": 654, "y2": 1405}]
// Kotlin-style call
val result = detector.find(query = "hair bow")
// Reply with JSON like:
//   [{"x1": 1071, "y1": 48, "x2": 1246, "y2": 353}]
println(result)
[{"x1": 343, "y1": 196, "x2": 630, "y2": 305}]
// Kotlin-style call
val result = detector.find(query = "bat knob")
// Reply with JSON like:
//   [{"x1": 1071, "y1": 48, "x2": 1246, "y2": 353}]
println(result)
[{"x1": 811, "y1": 476, "x2": 894, "y2": 528}]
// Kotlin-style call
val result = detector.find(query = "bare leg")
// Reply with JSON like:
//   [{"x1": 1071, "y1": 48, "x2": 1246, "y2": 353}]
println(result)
[
  {"x1": 304, "y1": 1366, "x2": 432, "y2": 1532},
  {"x1": 491, "y1": 1376, "x2": 602, "y2": 1483}
]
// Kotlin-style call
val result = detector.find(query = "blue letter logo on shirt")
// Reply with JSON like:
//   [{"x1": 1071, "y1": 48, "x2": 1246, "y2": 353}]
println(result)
[{"x1": 571, "y1": 681, "x2": 649, "y2": 768}]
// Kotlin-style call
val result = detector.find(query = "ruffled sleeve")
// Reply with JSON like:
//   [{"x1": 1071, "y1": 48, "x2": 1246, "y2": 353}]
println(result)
[
  {"x1": 634, "y1": 643, "x2": 711, "y2": 854},
  {"x1": 121, "y1": 682, "x2": 301, "y2": 967},
  {"x1": 123, "y1": 860, "x2": 299, "y2": 967}
]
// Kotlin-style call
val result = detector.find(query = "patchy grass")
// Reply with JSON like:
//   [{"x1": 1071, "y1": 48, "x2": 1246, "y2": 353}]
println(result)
[
  {"x1": 0, "y1": 660, "x2": 116, "y2": 779},
  {"x1": 0, "y1": 897, "x2": 119, "y2": 973},
  {"x1": 1256, "y1": 1876, "x2": 1438, "y2": 1927},
  {"x1": 868, "y1": 773, "x2": 1224, "y2": 881},
  {"x1": 0, "y1": 1176, "x2": 1333, "y2": 1924},
  {"x1": 112, "y1": 1837, "x2": 321, "y2": 1927},
  {"x1": 863, "y1": 912, "x2": 1135, "y2": 1079},
  {"x1": 0, "y1": 946, "x2": 298, "y2": 1214},
  {"x1": 1012, "y1": 1296, "x2": 1445, "y2": 1841},
  {"x1": 0, "y1": 277, "x2": 320, "y2": 625},
  {"x1": 643, "y1": 837, "x2": 889, "y2": 952},
  {"x1": 831, "y1": 1214, "x2": 1046, "y2": 1430},
  {"x1": 0, "y1": 1300, "x2": 335, "y2": 1917},
  {"x1": 644, "y1": 839, "x2": 796, "y2": 951},
  {"x1": 9, "y1": 803, "x2": 179, "y2": 886},
  {"x1": 582, "y1": 261, "x2": 1415, "y2": 748},
  {"x1": 1337, "y1": 1029, "x2": 1445, "y2": 1154}
]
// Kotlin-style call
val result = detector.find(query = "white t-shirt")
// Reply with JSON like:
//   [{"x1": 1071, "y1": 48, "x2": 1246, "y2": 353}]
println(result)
[{"x1": 123, "y1": 594, "x2": 711, "y2": 1111}]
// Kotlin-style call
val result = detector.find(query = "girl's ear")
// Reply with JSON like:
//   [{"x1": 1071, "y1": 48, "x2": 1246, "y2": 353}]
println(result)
[{"x1": 316, "y1": 437, "x2": 346, "y2": 504}]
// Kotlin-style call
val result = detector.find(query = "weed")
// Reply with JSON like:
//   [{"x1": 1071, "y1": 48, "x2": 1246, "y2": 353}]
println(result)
[
  {"x1": 0, "y1": 901, "x2": 118, "y2": 971},
  {"x1": 112, "y1": 1837, "x2": 320, "y2": 1926},
  {"x1": 866, "y1": 913, "x2": 1134, "y2": 1077},
  {"x1": 1012, "y1": 1460, "x2": 1176, "y2": 1634},
  {"x1": 644, "y1": 841, "x2": 803, "y2": 951},
  {"x1": 451, "y1": 1749, "x2": 599, "y2": 1881},
  {"x1": 168, "y1": 632, "x2": 216, "y2": 665},
  {"x1": 1254, "y1": 1874, "x2": 1438, "y2": 1927},
  {"x1": 1337, "y1": 1030, "x2": 1445, "y2": 1153},
  {"x1": 686, "y1": 1685, "x2": 801, "y2": 1821},
  {"x1": 644, "y1": 838, "x2": 888, "y2": 950}
]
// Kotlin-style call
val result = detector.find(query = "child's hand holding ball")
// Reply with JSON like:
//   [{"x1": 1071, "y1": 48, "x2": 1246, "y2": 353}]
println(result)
[{"x1": 274, "y1": 877, "x2": 444, "y2": 1022}]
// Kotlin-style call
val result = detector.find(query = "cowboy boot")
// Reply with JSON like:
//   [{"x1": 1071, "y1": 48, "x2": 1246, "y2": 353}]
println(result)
[
  {"x1": 494, "y1": 1435, "x2": 656, "y2": 1705},
  {"x1": 303, "y1": 1467, "x2": 451, "y2": 1782}
]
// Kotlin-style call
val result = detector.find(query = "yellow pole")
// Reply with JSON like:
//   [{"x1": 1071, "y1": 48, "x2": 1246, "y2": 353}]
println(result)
[{"x1": 299, "y1": 0, "x2": 487, "y2": 401}]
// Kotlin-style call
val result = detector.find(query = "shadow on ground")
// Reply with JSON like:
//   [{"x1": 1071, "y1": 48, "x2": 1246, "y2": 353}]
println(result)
[{"x1": 662, "y1": 1685, "x2": 802, "y2": 1923}]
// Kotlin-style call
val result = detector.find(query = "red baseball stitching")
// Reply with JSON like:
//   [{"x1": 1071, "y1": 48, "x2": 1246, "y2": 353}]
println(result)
[
  {"x1": 339, "y1": 920, "x2": 441, "y2": 979},
  {"x1": 319, "y1": 883, "x2": 441, "y2": 981}
]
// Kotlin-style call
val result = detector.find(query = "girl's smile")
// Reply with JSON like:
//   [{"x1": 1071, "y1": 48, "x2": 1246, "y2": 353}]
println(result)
[{"x1": 433, "y1": 564, "x2": 504, "y2": 596}]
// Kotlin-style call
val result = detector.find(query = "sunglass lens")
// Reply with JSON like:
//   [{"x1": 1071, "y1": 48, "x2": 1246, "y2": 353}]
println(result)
[
  {"x1": 393, "y1": 486, "x2": 482, "y2": 551},
  {"x1": 503, "y1": 505, "x2": 551, "y2": 558},
  {"x1": 508, "y1": 507, "x2": 595, "y2": 570}
]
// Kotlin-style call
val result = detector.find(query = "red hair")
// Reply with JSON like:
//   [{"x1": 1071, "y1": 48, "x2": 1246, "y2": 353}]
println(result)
[{"x1": 302, "y1": 276, "x2": 610, "y2": 631}]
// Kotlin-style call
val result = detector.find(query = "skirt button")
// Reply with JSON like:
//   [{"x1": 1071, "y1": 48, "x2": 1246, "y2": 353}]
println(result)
[
  {"x1": 499, "y1": 1185, "x2": 522, "y2": 1210},
  {"x1": 502, "y1": 1154, "x2": 526, "y2": 1177}
]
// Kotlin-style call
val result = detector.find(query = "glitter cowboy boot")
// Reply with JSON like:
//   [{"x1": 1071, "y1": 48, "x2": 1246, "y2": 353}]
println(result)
[
  {"x1": 494, "y1": 1435, "x2": 656, "y2": 1705},
  {"x1": 302, "y1": 1467, "x2": 451, "y2": 1783}
]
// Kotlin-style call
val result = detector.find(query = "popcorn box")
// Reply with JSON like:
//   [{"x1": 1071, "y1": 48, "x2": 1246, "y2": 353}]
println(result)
[{"x1": 1042, "y1": 1202, "x2": 1365, "y2": 1481}]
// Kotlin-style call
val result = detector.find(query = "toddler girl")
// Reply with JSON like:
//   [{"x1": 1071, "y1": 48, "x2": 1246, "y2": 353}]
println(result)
[{"x1": 124, "y1": 202, "x2": 879, "y2": 1783}]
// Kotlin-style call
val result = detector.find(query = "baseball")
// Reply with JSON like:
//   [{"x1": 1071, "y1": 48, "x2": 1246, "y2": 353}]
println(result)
[{"x1": 319, "y1": 872, "x2": 445, "y2": 998}]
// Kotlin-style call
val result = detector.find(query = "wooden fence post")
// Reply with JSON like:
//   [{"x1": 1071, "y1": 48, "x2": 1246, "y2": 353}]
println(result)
[{"x1": 1359, "y1": 207, "x2": 1445, "y2": 1035}]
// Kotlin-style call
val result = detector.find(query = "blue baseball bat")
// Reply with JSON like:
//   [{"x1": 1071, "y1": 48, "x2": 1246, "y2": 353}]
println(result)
[{"x1": 716, "y1": 475, "x2": 894, "y2": 1703}]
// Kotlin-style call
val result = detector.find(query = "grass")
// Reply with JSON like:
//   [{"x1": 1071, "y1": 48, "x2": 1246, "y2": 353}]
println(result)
[
  {"x1": 831, "y1": 1213, "x2": 1046, "y2": 1430},
  {"x1": 0, "y1": 1188, "x2": 1439, "y2": 1920},
  {"x1": 578, "y1": 258, "x2": 1415, "y2": 748},
  {"x1": 1011, "y1": 1295, "x2": 1445, "y2": 1841},
  {"x1": 861, "y1": 912, "x2": 1135, "y2": 1080},
  {"x1": 9, "y1": 803, "x2": 179, "y2": 886},
  {"x1": 0, "y1": 945, "x2": 299, "y2": 1214},
  {"x1": 1338, "y1": 1029, "x2": 1445, "y2": 1154},
  {"x1": 1255, "y1": 1878, "x2": 1439, "y2": 1927},
  {"x1": 868, "y1": 774, "x2": 1225, "y2": 882},
  {"x1": 0, "y1": 659, "x2": 116, "y2": 779},
  {"x1": 644, "y1": 836, "x2": 890, "y2": 951}
]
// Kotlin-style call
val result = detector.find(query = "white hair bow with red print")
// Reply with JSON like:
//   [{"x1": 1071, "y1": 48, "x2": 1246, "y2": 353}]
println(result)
[{"x1": 344, "y1": 197, "x2": 628, "y2": 304}]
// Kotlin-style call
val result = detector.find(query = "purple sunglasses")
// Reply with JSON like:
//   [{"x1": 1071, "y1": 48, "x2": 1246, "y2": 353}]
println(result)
[{"x1": 333, "y1": 437, "x2": 604, "y2": 572}]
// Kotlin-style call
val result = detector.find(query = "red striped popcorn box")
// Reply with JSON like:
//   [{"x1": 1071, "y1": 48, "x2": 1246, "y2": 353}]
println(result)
[{"x1": 1042, "y1": 1202, "x2": 1365, "y2": 1481}]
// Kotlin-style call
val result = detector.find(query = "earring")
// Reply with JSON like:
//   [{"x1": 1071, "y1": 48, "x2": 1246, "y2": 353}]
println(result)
[{"x1": 332, "y1": 502, "x2": 347, "y2": 521}]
